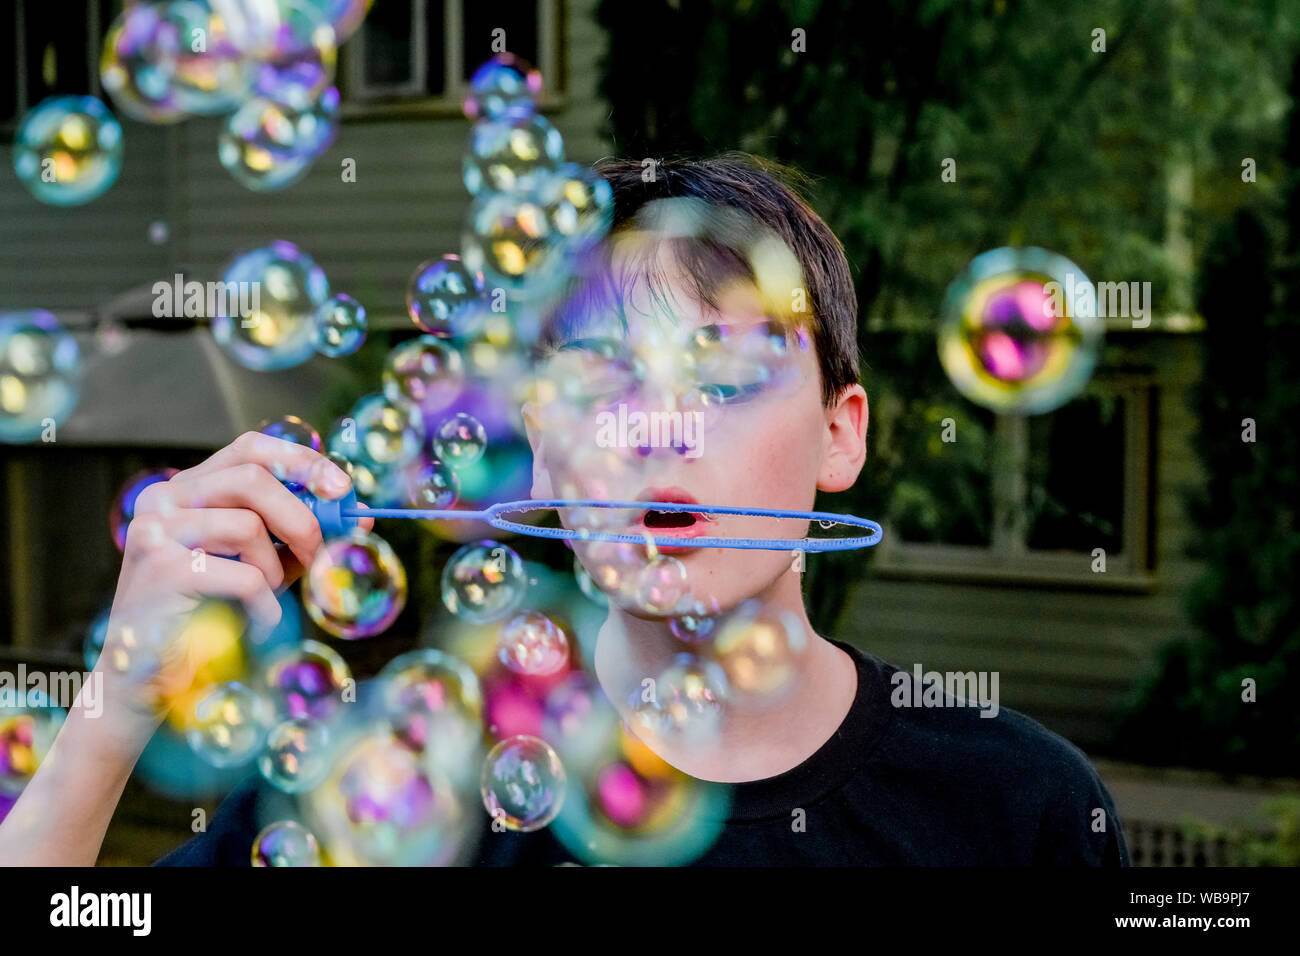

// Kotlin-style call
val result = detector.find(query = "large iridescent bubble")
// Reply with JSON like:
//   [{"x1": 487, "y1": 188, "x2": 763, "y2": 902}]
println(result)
[
  {"x1": 461, "y1": 189, "x2": 562, "y2": 298},
  {"x1": 312, "y1": 293, "x2": 367, "y2": 357},
  {"x1": 0, "y1": 311, "x2": 82, "y2": 444},
  {"x1": 348, "y1": 392, "x2": 425, "y2": 468},
  {"x1": 480, "y1": 734, "x2": 566, "y2": 832},
  {"x1": 302, "y1": 528, "x2": 408, "y2": 639},
  {"x1": 406, "y1": 256, "x2": 487, "y2": 339},
  {"x1": 186, "y1": 681, "x2": 273, "y2": 768},
  {"x1": 218, "y1": 86, "x2": 339, "y2": 191},
  {"x1": 938, "y1": 247, "x2": 1103, "y2": 415},
  {"x1": 441, "y1": 540, "x2": 527, "y2": 624},
  {"x1": 381, "y1": 336, "x2": 465, "y2": 416},
  {"x1": 13, "y1": 96, "x2": 123, "y2": 207},
  {"x1": 463, "y1": 53, "x2": 543, "y2": 121},
  {"x1": 249, "y1": 0, "x2": 337, "y2": 111},
  {"x1": 211, "y1": 240, "x2": 330, "y2": 370},
  {"x1": 306, "y1": 729, "x2": 468, "y2": 865},
  {"x1": 463, "y1": 108, "x2": 563, "y2": 196},
  {"x1": 261, "y1": 639, "x2": 352, "y2": 722},
  {"x1": 260, "y1": 718, "x2": 332, "y2": 792}
]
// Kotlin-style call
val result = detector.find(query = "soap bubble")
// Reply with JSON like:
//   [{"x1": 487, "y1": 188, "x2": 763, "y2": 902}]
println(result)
[
  {"x1": 463, "y1": 53, "x2": 542, "y2": 121},
  {"x1": 406, "y1": 457, "x2": 459, "y2": 509},
  {"x1": 462, "y1": 190, "x2": 564, "y2": 298},
  {"x1": 218, "y1": 86, "x2": 339, "y2": 191},
  {"x1": 302, "y1": 528, "x2": 407, "y2": 639},
  {"x1": 109, "y1": 467, "x2": 180, "y2": 551},
  {"x1": 0, "y1": 311, "x2": 82, "y2": 444},
  {"x1": 310, "y1": 729, "x2": 466, "y2": 865},
  {"x1": 102, "y1": 2, "x2": 253, "y2": 120},
  {"x1": 349, "y1": 392, "x2": 425, "y2": 468},
  {"x1": 250, "y1": 0, "x2": 337, "y2": 110},
  {"x1": 432, "y1": 413, "x2": 487, "y2": 469},
  {"x1": 441, "y1": 540, "x2": 526, "y2": 624},
  {"x1": 710, "y1": 601, "x2": 807, "y2": 706},
  {"x1": 631, "y1": 653, "x2": 727, "y2": 746},
  {"x1": 13, "y1": 96, "x2": 123, "y2": 207},
  {"x1": 406, "y1": 256, "x2": 487, "y2": 339},
  {"x1": 211, "y1": 241, "x2": 330, "y2": 370},
  {"x1": 312, "y1": 293, "x2": 367, "y2": 357},
  {"x1": 382, "y1": 337, "x2": 465, "y2": 415},
  {"x1": 538, "y1": 163, "x2": 613, "y2": 252},
  {"x1": 497, "y1": 611, "x2": 569, "y2": 676},
  {"x1": 378, "y1": 648, "x2": 482, "y2": 781},
  {"x1": 99, "y1": 6, "x2": 188, "y2": 123},
  {"x1": 187, "y1": 681, "x2": 272, "y2": 768},
  {"x1": 252, "y1": 820, "x2": 322, "y2": 866},
  {"x1": 938, "y1": 247, "x2": 1104, "y2": 415},
  {"x1": 0, "y1": 699, "x2": 65, "y2": 797},
  {"x1": 260, "y1": 718, "x2": 332, "y2": 792},
  {"x1": 463, "y1": 108, "x2": 563, "y2": 196},
  {"x1": 261, "y1": 639, "x2": 352, "y2": 721},
  {"x1": 480, "y1": 734, "x2": 566, "y2": 832},
  {"x1": 169, "y1": 1, "x2": 255, "y2": 115},
  {"x1": 258, "y1": 414, "x2": 322, "y2": 451},
  {"x1": 633, "y1": 556, "x2": 689, "y2": 616}
]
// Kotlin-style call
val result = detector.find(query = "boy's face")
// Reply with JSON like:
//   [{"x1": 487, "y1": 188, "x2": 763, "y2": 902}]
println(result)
[{"x1": 526, "y1": 237, "x2": 867, "y2": 620}]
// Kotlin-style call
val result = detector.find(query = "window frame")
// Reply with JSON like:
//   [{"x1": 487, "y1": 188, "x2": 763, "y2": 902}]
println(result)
[
  {"x1": 0, "y1": 0, "x2": 112, "y2": 138},
  {"x1": 870, "y1": 374, "x2": 1158, "y2": 592},
  {"x1": 338, "y1": 0, "x2": 566, "y2": 120}
]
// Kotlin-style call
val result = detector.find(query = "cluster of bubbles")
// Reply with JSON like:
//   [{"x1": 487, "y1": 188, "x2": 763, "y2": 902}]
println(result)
[
  {"x1": 0, "y1": 311, "x2": 84, "y2": 444},
  {"x1": 11, "y1": 2, "x2": 370, "y2": 205},
  {"x1": 458, "y1": 55, "x2": 613, "y2": 309},
  {"x1": 210, "y1": 240, "x2": 367, "y2": 371},
  {"x1": 938, "y1": 246, "x2": 1104, "y2": 415}
]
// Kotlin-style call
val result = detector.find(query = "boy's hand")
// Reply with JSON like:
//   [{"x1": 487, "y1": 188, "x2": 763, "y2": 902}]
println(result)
[{"x1": 100, "y1": 431, "x2": 373, "y2": 718}]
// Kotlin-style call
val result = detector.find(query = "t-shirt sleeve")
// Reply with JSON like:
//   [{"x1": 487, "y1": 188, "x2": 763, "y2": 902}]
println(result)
[
  {"x1": 1031, "y1": 740, "x2": 1131, "y2": 867},
  {"x1": 153, "y1": 774, "x2": 262, "y2": 867}
]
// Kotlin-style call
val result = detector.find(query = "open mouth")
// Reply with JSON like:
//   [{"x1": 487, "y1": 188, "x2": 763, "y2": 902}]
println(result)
[{"x1": 633, "y1": 487, "x2": 713, "y2": 547}]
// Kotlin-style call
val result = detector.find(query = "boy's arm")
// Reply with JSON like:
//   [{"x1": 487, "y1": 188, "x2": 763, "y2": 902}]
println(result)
[
  {"x1": 0, "y1": 679, "x2": 159, "y2": 866},
  {"x1": 0, "y1": 432, "x2": 367, "y2": 867}
]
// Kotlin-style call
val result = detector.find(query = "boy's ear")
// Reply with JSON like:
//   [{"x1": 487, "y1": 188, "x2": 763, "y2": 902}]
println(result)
[
  {"x1": 817, "y1": 385, "x2": 868, "y2": 493},
  {"x1": 521, "y1": 402, "x2": 555, "y2": 498}
]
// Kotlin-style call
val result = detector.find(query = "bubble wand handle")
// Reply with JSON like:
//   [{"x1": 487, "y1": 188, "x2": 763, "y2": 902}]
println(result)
[{"x1": 327, "y1": 492, "x2": 882, "y2": 553}]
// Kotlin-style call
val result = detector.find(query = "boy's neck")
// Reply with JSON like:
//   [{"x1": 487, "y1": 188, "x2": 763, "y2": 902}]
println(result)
[{"x1": 593, "y1": 569, "x2": 859, "y2": 783}]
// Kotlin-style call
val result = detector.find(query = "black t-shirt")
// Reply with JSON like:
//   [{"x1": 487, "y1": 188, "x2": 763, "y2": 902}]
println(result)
[{"x1": 155, "y1": 641, "x2": 1129, "y2": 866}]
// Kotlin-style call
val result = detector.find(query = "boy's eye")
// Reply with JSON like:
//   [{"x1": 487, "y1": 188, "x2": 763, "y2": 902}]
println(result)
[{"x1": 544, "y1": 338, "x2": 639, "y2": 407}]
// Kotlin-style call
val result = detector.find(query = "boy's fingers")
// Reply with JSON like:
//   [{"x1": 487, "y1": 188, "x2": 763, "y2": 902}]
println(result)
[
  {"x1": 135, "y1": 464, "x2": 324, "y2": 569},
  {"x1": 156, "y1": 508, "x2": 286, "y2": 592},
  {"x1": 172, "y1": 432, "x2": 353, "y2": 498},
  {"x1": 126, "y1": 535, "x2": 281, "y2": 628}
]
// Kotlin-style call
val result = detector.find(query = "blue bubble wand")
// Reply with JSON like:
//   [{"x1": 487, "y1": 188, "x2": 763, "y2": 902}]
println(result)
[{"x1": 302, "y1": 487, "x2": 882, "y2": 553}]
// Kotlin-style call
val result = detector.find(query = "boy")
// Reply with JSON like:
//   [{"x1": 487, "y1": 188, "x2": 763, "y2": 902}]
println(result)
[{"x1": 0, "y1": 154, "x2": 1128, "y2": 866}]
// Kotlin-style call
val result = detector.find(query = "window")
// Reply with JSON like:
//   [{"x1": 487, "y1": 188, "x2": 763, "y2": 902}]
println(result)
[
  {"x1": 1, "y1": 0, "x2": 116, "y2": 130},
  {"x1": 872, "y1": 377, "x2": 1156, "y2": 590},
  {"x1": 342, "y1": 0, "x2": 561, "y2": 112}
]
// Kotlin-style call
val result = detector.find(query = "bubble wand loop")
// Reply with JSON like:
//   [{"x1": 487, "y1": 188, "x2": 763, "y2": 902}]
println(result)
[{"x1": 306, "y1": 488, "x2": 882, "y2": 553}]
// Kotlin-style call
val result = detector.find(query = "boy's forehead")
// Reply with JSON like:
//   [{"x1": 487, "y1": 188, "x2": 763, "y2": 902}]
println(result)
[{"x1": 596, "y1": 237, "x2": 769, "y2": 339}]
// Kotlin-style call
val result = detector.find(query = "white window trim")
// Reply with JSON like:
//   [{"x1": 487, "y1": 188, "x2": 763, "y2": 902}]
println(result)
[{"x1": 339, "y1": 0, "x2": 565, "y2": 119}]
